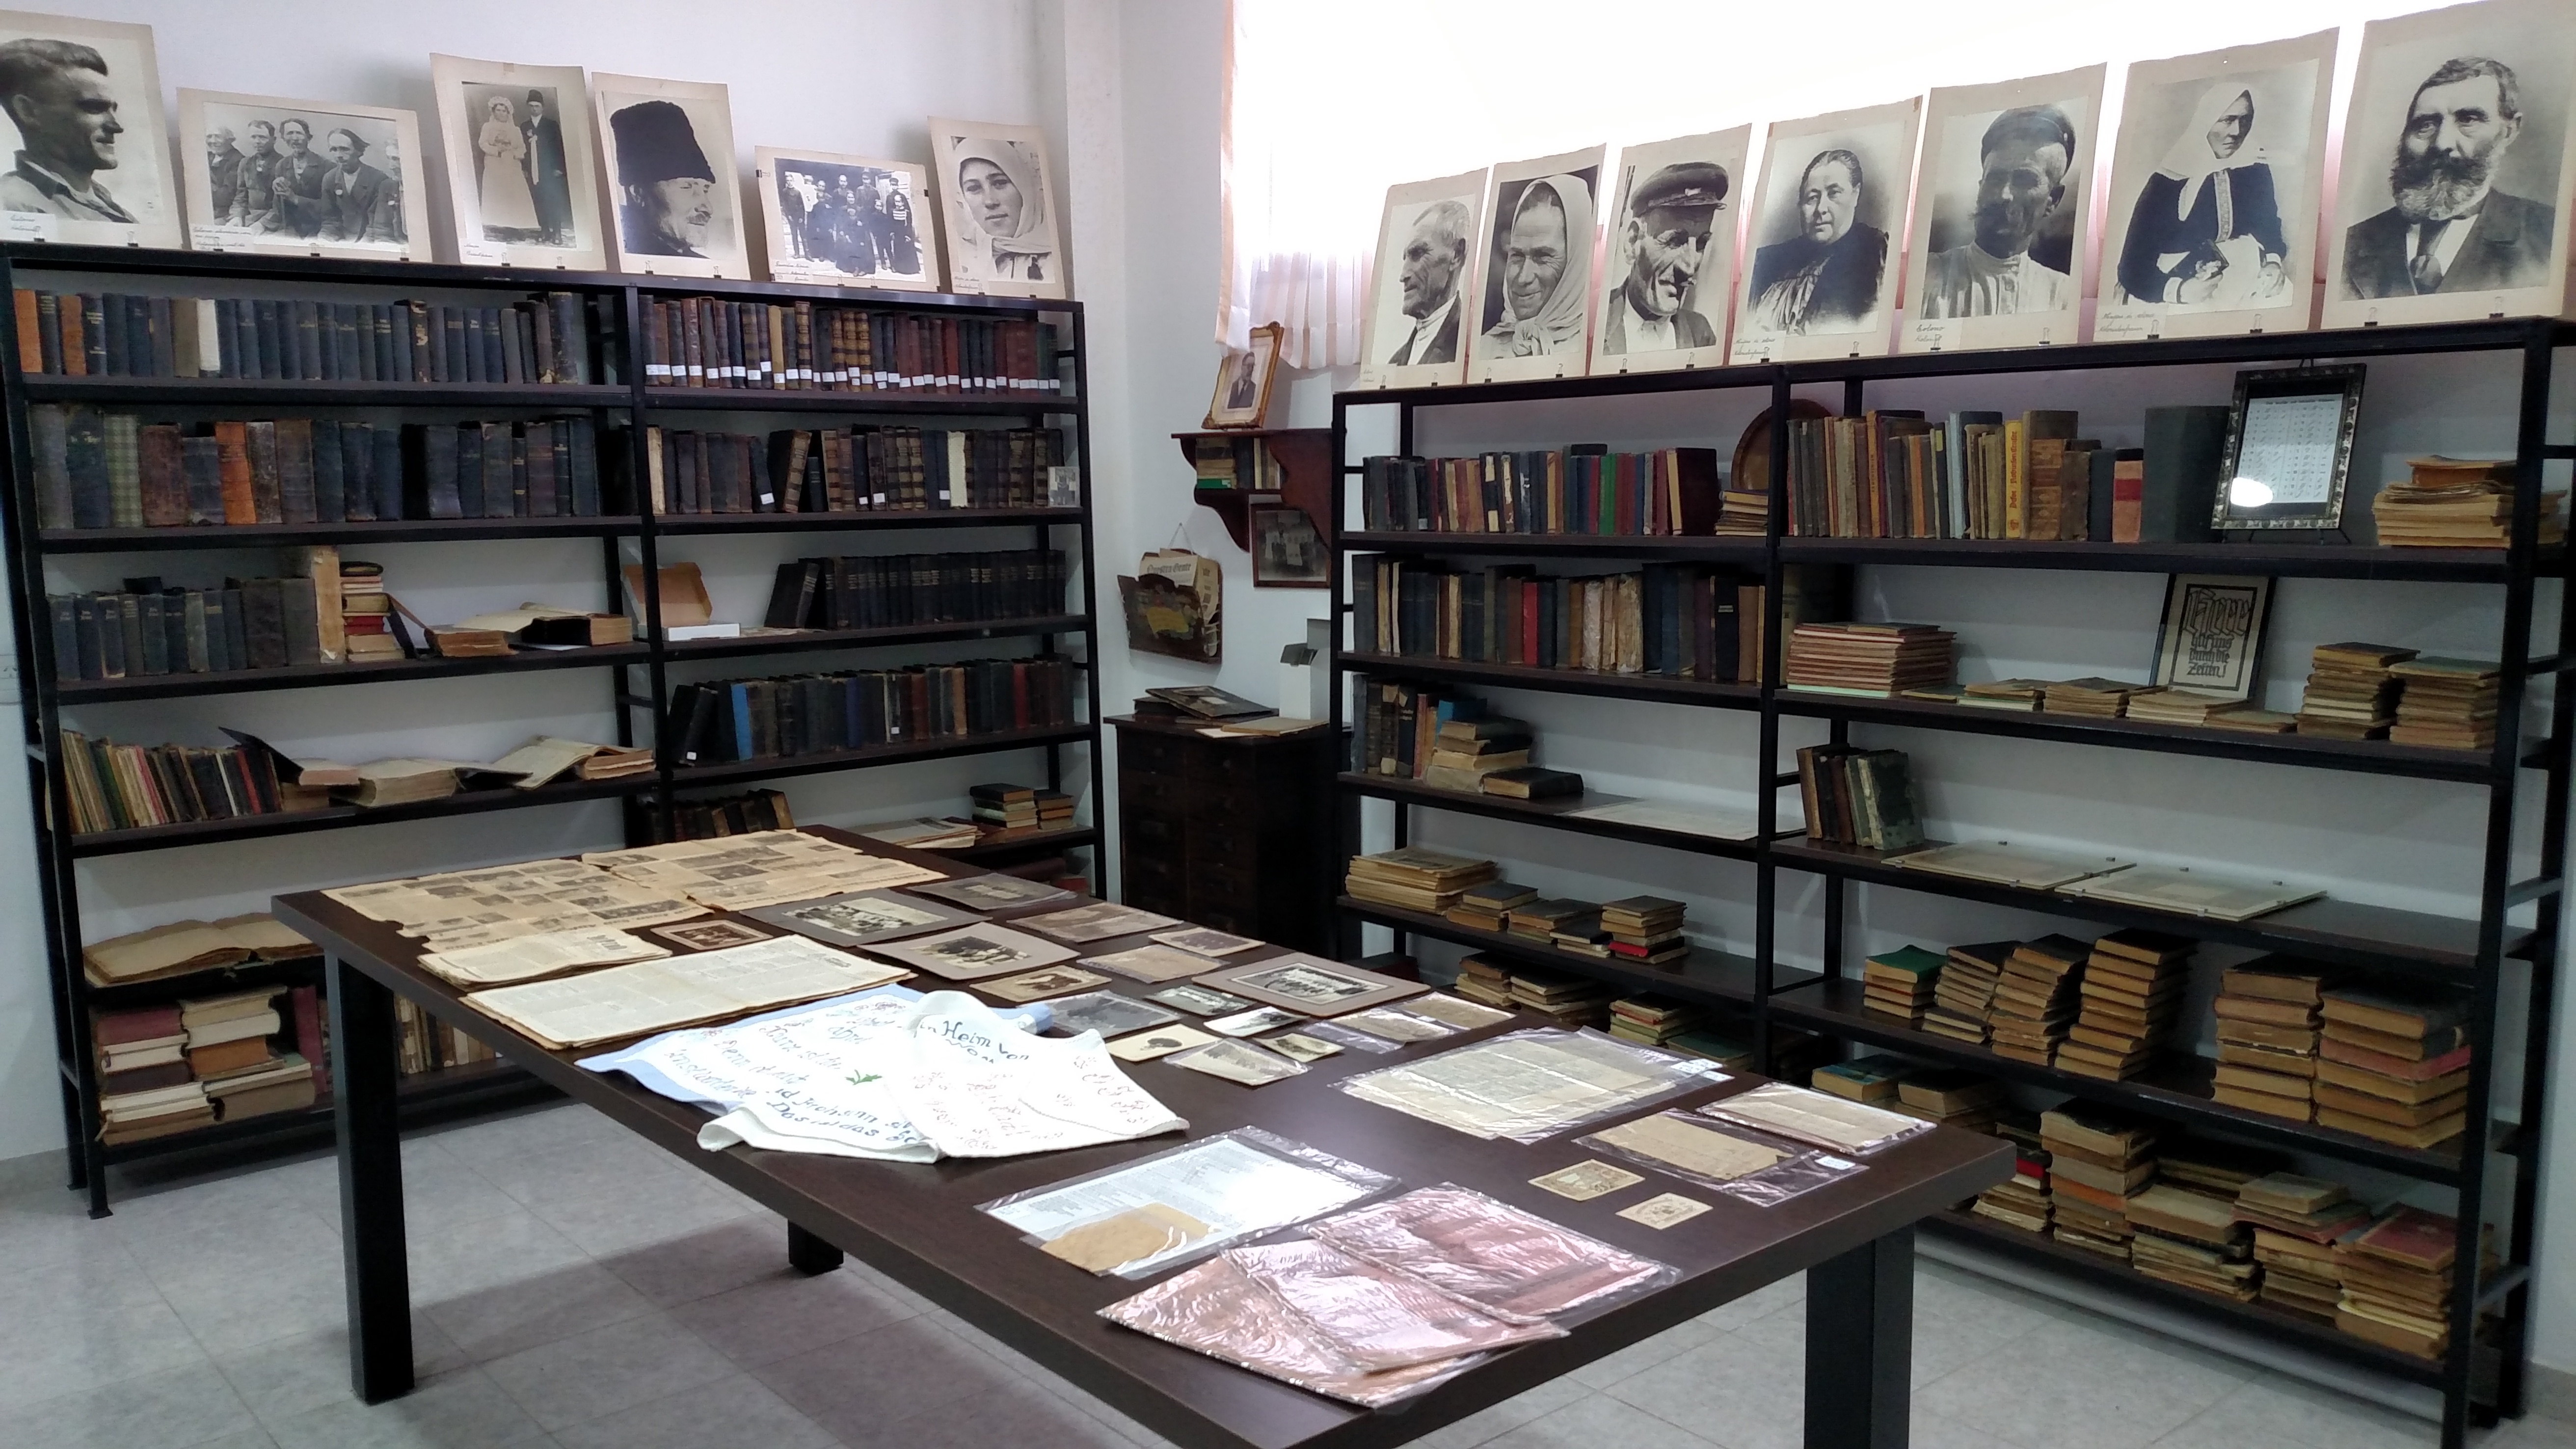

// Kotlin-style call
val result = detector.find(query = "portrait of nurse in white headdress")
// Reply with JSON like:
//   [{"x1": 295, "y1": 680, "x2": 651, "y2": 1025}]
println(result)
[
  {"x1": 2113, "y1": 74, "x2": 2301, "y2": 312},
  {"x1": 934, "y1": 121, "x2": 1064, "y2": 297},
  {"x1": 1476, "y1": 172, "x2": 1596, "y2": 360}
]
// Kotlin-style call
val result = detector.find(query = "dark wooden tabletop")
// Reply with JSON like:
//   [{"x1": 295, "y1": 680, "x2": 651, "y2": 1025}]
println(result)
[{"x1": 272, "y1": 827, "x2": 2009, "y2": 1449}]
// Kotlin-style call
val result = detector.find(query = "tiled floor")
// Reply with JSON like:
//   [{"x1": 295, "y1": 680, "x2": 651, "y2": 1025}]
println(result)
[{"x1": 3, "y1": 1100, "x2": 2564, "y2": 1449}]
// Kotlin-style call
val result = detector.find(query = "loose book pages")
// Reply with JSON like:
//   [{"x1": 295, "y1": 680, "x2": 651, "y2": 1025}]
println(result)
[
  {"x1": 2056, "y1": 865, "x2": 2323, "y2": 920},
  {"x1": 1336, "y1": 1029, "x2": 1704, "y2": 1142},
  {"x1": 464, "y1": 933, "x2": 908, "y2": 1047},
  {"x1": 1890, "y1": 842, "x2": 2133, "y2": 889},
  {"x1": 584, "y1": 831, "x2": 943, "y2": 910},
  {"x1": 416, "y1": 927, "x2": 671, "y2": 987}
]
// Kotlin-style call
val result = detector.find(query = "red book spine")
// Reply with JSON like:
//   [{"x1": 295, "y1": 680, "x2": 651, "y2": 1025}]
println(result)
[{"x1": 292, "y1": 984, "x2": 329, "y2": 1097}]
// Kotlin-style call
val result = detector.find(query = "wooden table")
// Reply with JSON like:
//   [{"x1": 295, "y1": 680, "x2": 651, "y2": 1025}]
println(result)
[{"x1": 273, "y1": 828, "x2": 2009, "y2": 1449}]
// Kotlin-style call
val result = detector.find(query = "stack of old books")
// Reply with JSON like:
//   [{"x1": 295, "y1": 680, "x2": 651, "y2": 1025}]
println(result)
[
  {"x1": 2294, "y1": 643, "x2": 2415, "y2": 740},
  {"x1": 340, "y1": 560, "x2": 402, "y2": 661},
  {"x1": 92, "y1": 1003, "x2": 211, "y2": 1145},
  {"x1": 2057, "y1": 929, "x2": 2193, "y2": 1080},
  {"x1": 1504, "y1": 964, "x2": 1611, "y2": 1027},
  {"x1": 1344, "y1": 848, "x2": 1497, "y2": 914},
  {"x1": 1033, "y1": 788, "x2": 1077, "y2": 831},
  {"x1": 2040, "y1": 677, "x2": 2144, "y2": 719},
  {"x1": 970, "y1": 783, "x2": 1042, "y2": 831},
  {"x1": 1973, "y1": 1132, "x2": 2054, "y2": 1234},
  {"x1": 2124, "y1": 687, "x2": 2255, "y2": 728},
  {"x1": 1717, "y1": 481, "x2": 1768, "y2": 536},
  {"x1": 1958, "y1": 678, "x2": 2045, "y2": 711},
  {"x1": 1608, "y1": 995, "x2": 1706, "y2": 1049},
  {"x1": 2234, "y1": 1173, "x2": 2370, "y2": 1324},
  {"x1": 1505, "y1": 897, "x2": 1594, "y2": 944},
  {"x1": 1422, "y1": 715, "x2": 1535, "y2": 794},
  {"x1": 2335, "y1": 1207, "x2": 2459, "y2": 1359},
  {"x1": 181, "y1": 988, "x2": 283, "y2": 1080},
  {"x1": 1446, "y1": 880, "x2": 1536, "y2": 933},
  {"x1": 2041, "y1": 1107, "x2": 2156, "y2": 1261},
  {"x1": 1925, "y1": 940, "x2": 2010, "y2": 1045},
  {"x1": 2316, "y1": 985, "x2": 2470, "y2": 1148},
  {"x1": 1664, "y1": 1028, "x2": 1760, "y2": 1069},
  {"x1": 2372, "y1": 455, "x2": 2564, "y2": 548},
  {"x1": 2127, "y1": 1181, "x2": 2258, "y2": 1302},
  {"x1": 1600, "y1": 896, "x2": 1688, "y2": 965},
  {"x1": 2159, "y1": 1138, "x2": 2288, "y2": 1200},
  {"x1": 1988, "y1": 936, "x2": 2089, "y2": 1065},
  {"x1": 1781, "y1": 621, "x2": 1956, "y2": 697},
  {"x1": 2210, "y1": 957, "x2": 2328, "y2": 1119},
  {"x1": 1451, "y1": 953, "x2": 1516, "y2": 1010},
  {"x1": 1892, "y1": 1067, "x2": 2005, "y2": 1131},
  {"x1": 2388, "y1": 657, "x2": 2503, "y2": 751},
  {"x1": 1860, "y1": 944, "x2": 1944, "y2": 1025},
  {"x1": 1810, "y1": 1055, "x2": 1903, "y2": 1103}
]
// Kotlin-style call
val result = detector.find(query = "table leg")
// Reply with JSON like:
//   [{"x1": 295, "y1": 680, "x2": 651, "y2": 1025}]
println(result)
[
  {"x1": 329, "y1": 955, "x2": 414, "y2": 1403},
  {"x1": 1803, "y1": 1225, "x2": 1912, "y2": 1449},
  {"x1": 788, "y1": 1221, "x2": 844, "y2": 1275}
]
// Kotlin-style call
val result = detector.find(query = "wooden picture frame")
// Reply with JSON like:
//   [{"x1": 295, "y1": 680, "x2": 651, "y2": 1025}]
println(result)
[
  {"x1": 1204, "y1": 322, "x2": 1282, "y2": 429},
  {"x1": 1250, "y1": 505, "x2": 1329, "y2": 589},
  {"x1": 2210, "y1": 365, "x2": 2365, "y2": 531},
  {"x1": 754, "y1": 146, "x2": 938, "y2": 291},
  {"x1": 0, "y1": 10, "x2": 180, "y2": 249},
  {"x1": 928, "y1": 117, "x2": 1066, "y2": 299},
  {"x1": 593, "y1": 73, "x2": 747, "y2": 279},
  {"x1": 429, "y1": 54, "x2": 606, "y2": 270},
  {"x1": 2149, "y1": 573, "x2": 2273, "y2": 702},
  {"x1": 177, "y1": 90, "x2": 427, "y2": 262}
]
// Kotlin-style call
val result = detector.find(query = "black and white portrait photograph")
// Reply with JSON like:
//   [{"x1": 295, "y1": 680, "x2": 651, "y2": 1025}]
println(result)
[
  {"x1": 1251, "y1": 506, "x2": 1328, "y2": 588},
  {"x1": 0, "y1": 10, "x2": 177, "y2": 248},
  {"x1": 592, "y1": 73, "x2": 745, "y2": 279},
  {"x1": 431, "y1": 55, "x2": 604, "y2": 271},
  {"x1": 176, "y1": 90, "x2": 425, "y2": 262},
  {"x1": 1470, "y1": 147, "x2": 1602, "y2": 385},
  {"x1": 929, "y1": 118, "x2": 1065, "y2": 300},
  {"x1": 2096, "y1": 33, "x2": 2335, "y2": 343},
  {"x1": 2324, "y1": 0, "x2": 2576, "y2": 327},
  {"x1": 1730, "y1": 99, "x2": 1918, "y2": 364},
  {"x1": 1591, "y1": 126, "x2": 1749, "y2": 376},
  {"x1": 1899, "y1": 66, "x2": 2103, "y2": 353},
  {"x1": 755, "y1": 146, "x2": 936, "y2": 291},
  {"x1": 1204, "y1": 321, "x2": 1280, "y2": 428},
  {"x1": 1355, "y1": 168, "x2": 1486, "y2": 390}
]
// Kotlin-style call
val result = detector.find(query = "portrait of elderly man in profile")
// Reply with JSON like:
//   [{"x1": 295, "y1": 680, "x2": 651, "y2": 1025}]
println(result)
[
  {"x1": 0, "y1": 35, "x2": 133, "y2": 221},
  {"x1": 2344, "y1": 55, "x2": 2552, "y2": 296},
  {"x1": 1920, "y1": 105, "x2": 2079, "y2": 319},
  {"x1": 1384, "y1": 198, "x2": 1468, "y2": 367}
]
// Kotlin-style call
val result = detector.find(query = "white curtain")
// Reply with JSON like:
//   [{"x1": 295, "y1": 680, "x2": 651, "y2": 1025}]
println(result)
[{"x1": 1216, "y1": 0, "x2": 2418, "y2": 367}]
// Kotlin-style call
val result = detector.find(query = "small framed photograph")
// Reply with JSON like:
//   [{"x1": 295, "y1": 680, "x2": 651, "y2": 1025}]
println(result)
[
  {"x1": 1251, "y1": 506, "x2": 1329, "y2": 589},
  {"x1": 754, "y1": 147, "x2": 938, "y2": 291},
  {"x1": 0, "y1": 10, "x2": 183, "y2": 248},
  {"x1": 2210, "y1": 365, "x2": 2366, "y2": 531},
  {"x1": 177, "y1": 90, "x2": 427, "y2": 260},
  {"x1": 2150, "y1": 574, "x2": 2273, "y2": 701},
  {"x1": 1195, "y1": 956, "x2": 1428, "y2": 1018},
  {"x1": 1204, "y1": 322, "x2": 1282, "y2": 429},
  {"x1": 593, "y1": 73, "x2": 746, "y2": 278},
  {"x1": 429, "y1": 54, "x2": 606, "y2": 270},
  {"x1": 928, "y1": 117, "x2": 1065, "y2": 298},
  {"x1": 645, "y1": 919, "x2": 772, "y2": 952}
]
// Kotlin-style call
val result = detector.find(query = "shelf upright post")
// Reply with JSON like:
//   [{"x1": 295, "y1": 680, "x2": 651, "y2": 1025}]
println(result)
[
  {"x1": 1330, "y1": 392, "x2": 1355, "y2": 958},
  {"x1": 0, "y1": 252, "x2": 102, "y2": 1211},
  {"x1": 620, "y1": 284, "x2": 674, "y2": 843},
  {"x1": 1068, "y1": 301, "x2": 1107, "y2": 896},
  {"x1": 1756, "y1": 367, "x2": 1791, "y2": 1070}
]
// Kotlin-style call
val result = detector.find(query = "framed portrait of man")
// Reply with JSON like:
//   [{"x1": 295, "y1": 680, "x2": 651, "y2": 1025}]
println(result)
[
  {"x1": 176, "y1": 91, "x2": 427, "y2": 262},
  {"x1": 1355, "y1": 169, "x2": 1488, "y2": 391},
  {"x1": 1470, "y1": 147, "x2": 1604, "y2": 385},
  {"x1": 755, "y1": 146, "x2": 938, "y2": 291},
  {"x1": 429, "y1": 55, "x2": 605, "y2": 271},
  {"x1": 2095, "y1": 33, "x2": 2335, "y2": 343},
  {"x1": 1898, "y1": 66, "x2": 2104, "y2": 354},
  {"x1": 1730, "y1": 99, "x2": 1919, "y2": 364},
  {"x1": 928, "y1": 118, "x2": 1065, "y2": 299},
  {"x1": 592, "y1": 73, "x2": 746, "y2": 279},
  {"x1": 0, "y1": 11, "x2": 179, "y2": 249},
  {"x1": 1204, "y1": 321, "x2": 1282, "y2": 428},
  {"x1": 1590, "y1": 126, "x2": 1750, "y2": 377},
  {"x1": 2322, "y1": 0, "x2": 2576, "y2": 329}
]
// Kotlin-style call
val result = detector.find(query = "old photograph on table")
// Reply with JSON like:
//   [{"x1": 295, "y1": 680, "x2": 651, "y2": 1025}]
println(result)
[
  {"x1": 756, "y1": 146, "x2": 937, "y2": 291},
  {"x1": 1197, "y1": 955, "x2": 1428, "y2": 1017},
  {"x1": 1730, "y1": 99, "x2": 1918, "y2": 364},
  {"x1": 1591, "y1": 127, "x2": 1749, "y2": 376},
  {"x1": 2322, "y1": 0, "x2": 2576, "y2": 327},
  {"x1": 593, "y1": 73, "x2": 745, "y2": 278},
  {"x1": 429, "y1": 55, "x2": 604, "y2": 270},
  {"x1": 1469, "y1": 147, "x2": 1604, "y2": 385},
  {"x1": 864, "y1": 923, "x2": 1074, "y2": 982},
  {"x1": 1897, "y1": 66, "x2": 2104, "y2": 354},
  {"x1": 177, "y1": 91, "x2": 424, "y2": 261},
  {"x1": 738, "y1": 889, "x2": 977, "y2": 948},
  {"x1": 929, "y1": 117, "x2": 1063, "y2": 299},
  {"x1": 0, "y1": 10, "x2": 178, "y2": 247},
  {"x1": 2095, "y1": 32, "x2": 2336, "y2": 342},
  {"x1": 1354, "y1": 169, "x2": 1487, "y2": 390}
]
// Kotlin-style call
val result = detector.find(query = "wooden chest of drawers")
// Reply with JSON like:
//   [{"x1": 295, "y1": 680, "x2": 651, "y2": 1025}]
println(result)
[{"x1": 1111, "y1": 715, "x2": 1338, "y2": 951}]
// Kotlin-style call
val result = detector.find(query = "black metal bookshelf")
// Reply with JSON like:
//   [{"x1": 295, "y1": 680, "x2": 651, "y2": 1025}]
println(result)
[
  {"x1": 0, "y1": 244, "x2": 1099, "y2": 1216},
  {"x1": 1327, "y1": 315, "x2": 2572, "y2": 1449}
]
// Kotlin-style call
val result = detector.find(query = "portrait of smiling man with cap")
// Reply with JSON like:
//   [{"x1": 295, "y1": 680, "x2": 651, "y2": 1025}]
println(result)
[
  {"x1": 1603, "y1": 160, "x2": 1728, "y2": 356},
  {"x1": 611, "y1": 97, "x2": 718, "y2": 258}
]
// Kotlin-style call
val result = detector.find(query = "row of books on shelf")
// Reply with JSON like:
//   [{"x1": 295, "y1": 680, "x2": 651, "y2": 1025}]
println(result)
[
  {"x1": 1357, "y1": 447, "x2": 1761, "y2": 537},
  {"x1": 662, "y1": 655, "x2": 1078, "y2": 766},
  {"x1": 13, "y1": 287, "x2": 601, "y2": 386},
  {"x1": 92, "y1": 983, "x2": 327, "y2": 1145},
  {"x1": 52, "y1": 574, "x2": 331, "y2": 680},
  {"x1": 1187, "y1": 434, "x2": 1291, "y2": 491},
  {"x1": 30, "y1": 407, "x2": 606, "y2": 531},
  {"x1": 1350, "y1": 557, "x2": 1850, "y2": 683},
  {"x1": 1352, "y1": 684, "x2": 1582, "y2": 800},
  {"x1": 1342, "y1": 847, "x2": 1692, "y2": 967},
  {"x1": 760, "y1": 549, "x2": 1071, "y2": 632},
  {"x1": 638, "y1": 296, "x2": 1060, "y2": 394},
  {"x1": 1787, "y1": 406, "x2": 2140, "y2": 541},
  {"x1": 641, "y1": 423, "x2": 1066, "y2": 515},
  {"x1": 57, "y1": 728, "x2": 651, "y2": 835}
]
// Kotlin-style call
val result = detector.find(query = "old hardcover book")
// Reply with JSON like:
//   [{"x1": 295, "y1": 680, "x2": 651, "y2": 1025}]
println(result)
[
  {"x1": 239, "y1": 578, "x2": 288, "y2": 670},
  {"x1": 243, "y1": 420, "x2": 283, "y2": 523},
  {"x1": 274, "y1": 418, "x2": 316, "y2": 524},
  {"x1": 64, "y1": 405, "x2": 110, "y2": 529},
  {"x1": 406, "y1": 425, "x2": 462, "y2": 520},
  {"x1": 309, "y1": 419, "x2": 344, "y2": 523},
  {"x1": 179, "y1": 434, "x2": 225, "y2": 526},
  {"x1": 29, "y1": 402, "x2": 72, "y2": 529}
]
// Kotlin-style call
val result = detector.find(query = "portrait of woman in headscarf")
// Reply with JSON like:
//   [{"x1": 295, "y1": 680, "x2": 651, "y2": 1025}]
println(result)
[
  {"x1": 2115, "y1": 80, "x2": 2290, "y2": 310},
  {"x1": 1477, "y1": 174, "x2": 1594, "y2": 358},
  {"x1": 951, "y1": 137, "x2": 1053, "y2": 283}
]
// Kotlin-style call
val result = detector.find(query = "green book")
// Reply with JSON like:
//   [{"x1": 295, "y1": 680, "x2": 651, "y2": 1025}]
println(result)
[{"x1": 1865, "y1": 944, "x2": 1946, "y2": 980}]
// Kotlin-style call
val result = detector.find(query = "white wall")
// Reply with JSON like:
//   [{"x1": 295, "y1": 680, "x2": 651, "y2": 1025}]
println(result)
[{"x1": 0, "y1": 0, "x2": 1067, "y2": 1165}]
